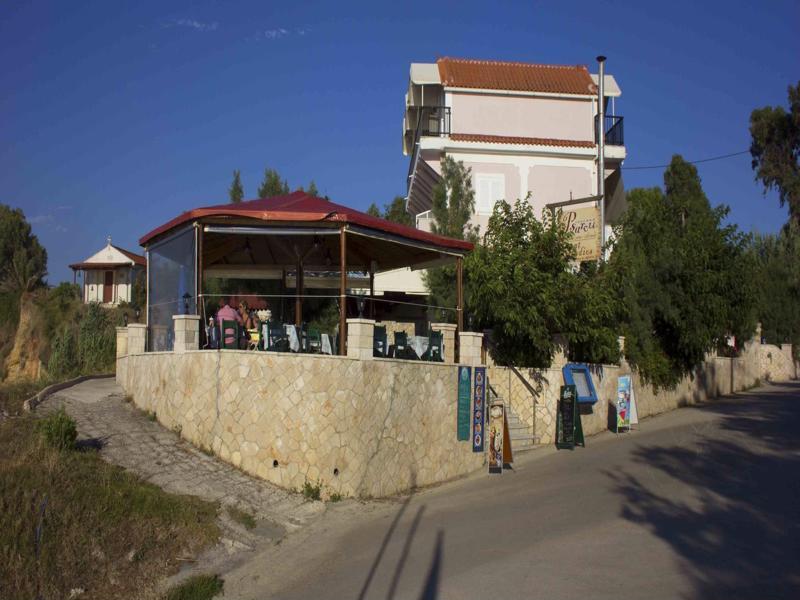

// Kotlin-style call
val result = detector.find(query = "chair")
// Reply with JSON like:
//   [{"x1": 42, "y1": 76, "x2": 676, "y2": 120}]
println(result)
[
  {"x1": 423, "y1": 330, "x2": 444, "y2": 362},
  {"x1": 220, "y1": 320, "x2": 239, "y2": 350},
  {"x1": 373, "y1": 325, "x2": 387, "y2": 357},
  {"x1": 393, "y1": 331, "x2": 417, "y2": 359},
  {"x1": 306, "y1": 328, "x2": 322, "y2": 353},
  {"x1": 246, "y1": 328, "x2": 260, "y2": 351},
  {"x1": 268, "y1": 326, "x2": 289, "y2": 352}
]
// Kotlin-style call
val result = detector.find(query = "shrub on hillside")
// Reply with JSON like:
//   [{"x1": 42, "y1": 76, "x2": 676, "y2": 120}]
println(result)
[
  {"x1": 78, "y1": 303, "x2": 115, "y2": 374},
  {"x1": 37, "y1": 408, "x2": 77, "y2": 450},
  {"x1": 47, "y1": 326, "x2": 79, "y2": 379}
]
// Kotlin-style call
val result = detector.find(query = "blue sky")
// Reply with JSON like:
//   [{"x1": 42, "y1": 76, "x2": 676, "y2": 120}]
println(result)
[{"x1": 3, "y1": 0, "x2": 798, "y2": 283}]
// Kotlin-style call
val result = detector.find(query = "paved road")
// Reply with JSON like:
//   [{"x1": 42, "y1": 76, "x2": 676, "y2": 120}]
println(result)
[{"x1": 224, "y1": 382, "x2": 800, "y2": 600}]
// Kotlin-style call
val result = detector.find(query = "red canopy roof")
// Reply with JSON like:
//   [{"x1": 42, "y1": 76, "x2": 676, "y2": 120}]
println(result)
[{"x1": 139, "y1": 191, "x2": 473, "y2": 252}]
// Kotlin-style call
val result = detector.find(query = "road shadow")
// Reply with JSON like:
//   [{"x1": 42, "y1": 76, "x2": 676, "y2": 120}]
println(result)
[{"x1": 608, "y1": 382, "x2": 800, "y2": 599}]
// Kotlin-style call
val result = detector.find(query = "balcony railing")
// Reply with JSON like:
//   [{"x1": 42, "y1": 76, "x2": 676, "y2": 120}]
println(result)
[
  {"x1": 407, "y1": 106, "x2": 451, "y2": 189},
  {"x1": 595, "y1": 115, "x2": 624, "y2": 146},
  {"x1": 419, "y1": 106, "x2": 451, "y2": 137}
]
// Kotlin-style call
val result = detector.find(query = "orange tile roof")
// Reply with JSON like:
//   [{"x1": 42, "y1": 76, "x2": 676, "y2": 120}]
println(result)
[
  {"x1": 111, "y1": 245, "x2": 146, "y2": 265},
  {"x1": 450, "y1": 133, "x2": 595, "y2": 148},
  {"x1": 437, "y1": 57, "x2": 596, "y2": 95}
]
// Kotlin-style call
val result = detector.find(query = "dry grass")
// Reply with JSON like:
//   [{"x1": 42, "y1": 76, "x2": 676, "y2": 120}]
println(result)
[{"x1": 0, "y1": 384, "x2": 220, "y2": 600}]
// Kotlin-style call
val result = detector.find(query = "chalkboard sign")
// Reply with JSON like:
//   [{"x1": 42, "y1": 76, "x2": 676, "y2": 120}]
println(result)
[
  {"x1": 457, "y1": 366, "x2": 471, "y2": 441},
  {"x1": 556, "y1": 385, "x2": 585, "y2": 449}
]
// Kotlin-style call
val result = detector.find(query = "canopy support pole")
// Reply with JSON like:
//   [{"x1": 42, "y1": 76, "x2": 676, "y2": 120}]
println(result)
[
  {"x1": 369, "y1": 270, "x2": 375, "y2": 319},
  {"x1": 196, "y1": 223, "x2": 203, "y2": 316},
  {"x1": 339, "y1": 227, "x2": 347, "y2": 355},
  {"x1": 456, "y1": 256, "x2": 464, "y2": 332},
  {"x1": 295, "y1": 259, "x2": 303, "y2": 327}
]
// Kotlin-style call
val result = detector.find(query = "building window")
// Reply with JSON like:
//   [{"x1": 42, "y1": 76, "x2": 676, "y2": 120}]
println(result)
[{"x1": 475, "y1": 174, "x2": 505, "y2": 215}]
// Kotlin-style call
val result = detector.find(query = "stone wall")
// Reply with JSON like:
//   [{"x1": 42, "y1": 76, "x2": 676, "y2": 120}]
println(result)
[
  {"x1": 117, "y1": 350, "x2": 485, "y2": 498},
  {"x1": 488, "y1": 339, "x2": 797, "y2": 445}
]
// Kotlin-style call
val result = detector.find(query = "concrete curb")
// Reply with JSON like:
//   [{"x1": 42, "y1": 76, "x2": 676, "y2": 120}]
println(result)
[{"x1": 23, "y1": 373, "x2": 115, "y2": 412}]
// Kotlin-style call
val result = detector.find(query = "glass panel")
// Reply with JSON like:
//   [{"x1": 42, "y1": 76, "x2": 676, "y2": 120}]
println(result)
[
  {"x1": 148, "y1": 227, "x2": 196, "y2": 351},
  {"x1": 572, "y1": 369, "x2": 591, "y2": 398}
]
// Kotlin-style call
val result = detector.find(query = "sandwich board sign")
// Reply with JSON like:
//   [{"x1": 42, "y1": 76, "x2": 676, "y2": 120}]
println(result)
[
  {"x1": 616, "y1": 375, "x2": 632, "y2": 432},
  {"x1": 488, "y1": 402, "x2": 505, "y2": 473},
  {"x1": 556, "y1": 385, "x2": 585, "y2": 449}
]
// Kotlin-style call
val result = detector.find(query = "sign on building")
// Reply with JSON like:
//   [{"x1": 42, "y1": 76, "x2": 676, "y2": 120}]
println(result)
[
  {"x1": 559, "y1": 206, "x2": 601, "y2": 262},
  {"x1": 457, "y1": 366, "x2": 472, "y2": 441}
]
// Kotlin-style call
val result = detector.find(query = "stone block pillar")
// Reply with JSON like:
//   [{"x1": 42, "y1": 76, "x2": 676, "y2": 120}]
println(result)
[
  {"x1": 347, "y1": 318, "x2": 375, "y2": 360},
  {"x1": 431, "y1": 322, "x2": 457, "y2": 363},
  {"x1": 173, "y1": 315, "x2": 201, "y2": 353},
  {"x1": 459, "y1": 331, "x2": 484, "y2": 366},
  {"x1": 127, "y1": 324, "x2": 147, "y2": 355},
  {"x1": 116, "y1": 327, "x2": 128, "y2": 358}
]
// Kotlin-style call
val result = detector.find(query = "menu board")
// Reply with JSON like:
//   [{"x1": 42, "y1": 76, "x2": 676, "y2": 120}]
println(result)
[
  {"x1": 457, "y1": 366, "x2": 471, "y2": 441},
  {"x1": 472, "y1": 367, "x2": 486, "y2": 452},
  {"x1": 557, "y1": 385, "x2": 576, "y2": 447},
  {"x1": 488, "y1": 402, "x2": 504, "y2": 473},
  {"x1": 556, "y1": 385, "x2": 578, "y2": 449}
]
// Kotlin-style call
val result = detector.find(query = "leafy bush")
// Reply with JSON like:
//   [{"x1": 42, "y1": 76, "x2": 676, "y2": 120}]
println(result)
[
  {"x1": 37, "y1": 408, "x2": 77, "y2": 450},
  {"x1": 165, "y1": 574, "x2": 224, "y2": 600},
  {"x1": 78, "y1": 303, "x2": 116, "y2": 374},
  {"x1": 302, "y1": 480, "x2": 321, "y2": 501}
]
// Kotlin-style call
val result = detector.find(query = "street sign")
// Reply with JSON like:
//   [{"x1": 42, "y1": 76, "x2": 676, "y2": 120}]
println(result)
[
  {"x1": 457, "y1": 366, "x2": 471, "y2": 441},
  {"x1": 472, "y1": 367, "x2": 486, "y2": 452}
]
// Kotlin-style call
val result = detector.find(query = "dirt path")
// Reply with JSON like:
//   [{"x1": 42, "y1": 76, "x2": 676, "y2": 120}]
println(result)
[{"x1": 40, "y1": 378, "x2": 325, "y2": 585}]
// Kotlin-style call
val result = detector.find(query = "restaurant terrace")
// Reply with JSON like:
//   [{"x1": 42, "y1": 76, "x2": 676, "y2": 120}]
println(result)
[{"x1": 138, "y1": 191, "x2": 473, "y2": 359}]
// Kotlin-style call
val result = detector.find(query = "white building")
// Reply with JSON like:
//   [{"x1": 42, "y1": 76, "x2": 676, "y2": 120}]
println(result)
[
  {"x1": 69, "y1": 236, "x2": 145, "y2": 306},
  {"x1": 376, "y1": 56, "x2": 627, "y2": 293}
]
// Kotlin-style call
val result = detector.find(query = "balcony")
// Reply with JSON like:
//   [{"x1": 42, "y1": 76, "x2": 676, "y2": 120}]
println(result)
[
  {"x1": 418, "y1": 105, "x2": 451, "y2": 137},
  {"x1": 595, "y1": 115, "x2": 624, "y2": 146}
]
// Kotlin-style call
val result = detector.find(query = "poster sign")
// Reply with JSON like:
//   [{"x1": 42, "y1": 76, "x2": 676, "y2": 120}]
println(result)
[
  {"x1": 616, "y1": 375, "x2": 631, "y2": 432},
  {"x1": 472, "y1": 367, "x2": 486, "y2": 452},
  {"x1": 556, "y1": 385, "x2": 585, "y2": 449},
  {"x1": 457, "y1": 366, "x2": 471, "y2": 441},
  {"x1": 559, "y1": 206, "x2": 601, "y2": 262},
  {"x1": 488, "y1": 402, "x2": 504, "y2": 473},
  {"x1": 629, "y1": 381, "x2": 639, "y2": 427}
]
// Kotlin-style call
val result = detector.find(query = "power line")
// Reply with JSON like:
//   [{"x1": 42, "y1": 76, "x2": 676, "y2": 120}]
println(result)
[{"x1": 622, "y1": 150, "x2": 750, "y2": 171}]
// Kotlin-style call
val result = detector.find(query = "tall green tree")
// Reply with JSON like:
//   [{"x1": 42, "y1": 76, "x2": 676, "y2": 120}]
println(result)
[
  {"x1": 469, "y1": 200, "x2": 572, "y2": 366},
  {"x1": 382, "y1": 196, "x2": 414, "y2": 227},
  {"x1": 0, "y1": 205, "x2": 47, "y2": 293},
  {"x1": 257, "y1": 168, "x2": 290, "y2": 198},
  {"x1": 423, "y1": 157, "x2": 478, "y2": 319},
  {"x1": 307, "y1": 180, "x2": 319, "y2": 196},
  {"x1": 229, "y1": 169, "x2": 244, "y2": 203},
  {"x1": 607, "y1": 156, "x2": 757, "y2": 387},
  {"x1": 749, "y1": 225, "x2": 800, "y2": 357},
  {"x1": 364, "y1": 197, "x2": 414, "y2": 226},
  {"x1": 749, "y1": 82, "x2": 800, "y2": 225}
]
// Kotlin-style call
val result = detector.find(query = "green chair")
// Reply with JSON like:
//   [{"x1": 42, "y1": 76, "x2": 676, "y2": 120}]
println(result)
[
  {"x1": 268, "y1": 326, "x2": 289, "y2": 352},
  {"x1": 307, "y1": 328, "x2": 322, "y2": 353},
  {"x1": 220, "y1": 320, "x2": 239, "y2": 350},
  {"x1": 373, "y1": 325, "x2": 388, "y2": 357},
  {"x1": 422, "y1": 330, "x2": 444, "y2": 362}
]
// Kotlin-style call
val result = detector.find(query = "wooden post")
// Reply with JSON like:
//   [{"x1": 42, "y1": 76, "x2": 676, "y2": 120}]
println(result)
[
  {"x1": 456, "y1": 256, "x2": 464, "y2": 331},
  {"x1": 369, "y1": 270, "x2": 375, "y2": 319},
  {"x1": 339, "y1": 227, "x2": 347, "y2": 355},
  {"x1": 196, "y1": 223, "x2": 203, "y2": 315},
  {"x1": 295, "y1": 259, "x2": 303, "y2": 327}
]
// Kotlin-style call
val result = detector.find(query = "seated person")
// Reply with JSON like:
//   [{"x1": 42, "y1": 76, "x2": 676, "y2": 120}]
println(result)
[
  {"x1": 215, "y1": 298, "x2": 242, "y2": 348},
  {"x1": 238, "y1": 300, "x2": 261, "y2": 349}
]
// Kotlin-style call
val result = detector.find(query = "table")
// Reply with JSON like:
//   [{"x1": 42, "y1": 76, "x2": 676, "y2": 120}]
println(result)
[
  {"x1": 285, "y1": 324, "x2": 301, "y2": 352},
  {"x1": 408, "y1": 335, "x2": 430, "y2": 358},
  {"x1": 321, "y1": 334, "x2": 333, "y2": 355}
]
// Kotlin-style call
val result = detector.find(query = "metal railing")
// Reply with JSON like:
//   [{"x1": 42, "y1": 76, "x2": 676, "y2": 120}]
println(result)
[
  {"x1": 407, "y1": 106, "x2": 451, "y2": 190},
  {"x1": 595, "y1": 114, "x2": 624, "y2": 146}
]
